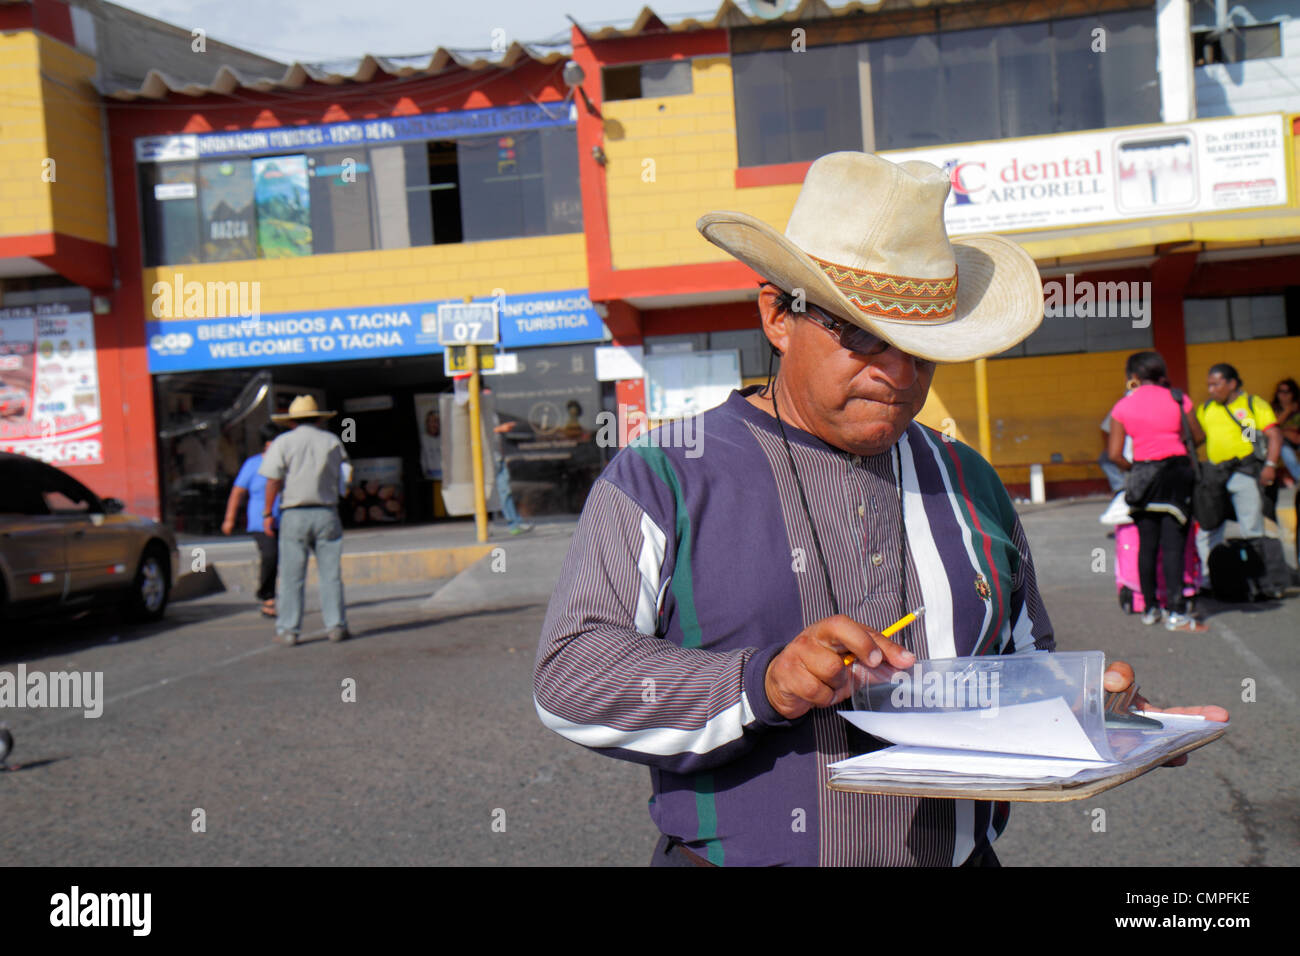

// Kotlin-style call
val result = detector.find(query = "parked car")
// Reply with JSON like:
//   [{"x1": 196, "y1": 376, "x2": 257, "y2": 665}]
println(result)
[{"x1": 0, "y1": 452, "x2": 178, "y2": 623}]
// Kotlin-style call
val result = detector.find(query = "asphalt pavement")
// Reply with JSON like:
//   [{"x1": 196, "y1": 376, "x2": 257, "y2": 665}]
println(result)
[{"x1": 1, "y1": 499, "x2": 1296, "y2": 866}]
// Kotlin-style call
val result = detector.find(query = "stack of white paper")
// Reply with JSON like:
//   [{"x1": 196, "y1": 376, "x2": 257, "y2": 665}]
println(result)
[{"x1": 830, "y1": 701, "x2": 1224, "y2": 792}]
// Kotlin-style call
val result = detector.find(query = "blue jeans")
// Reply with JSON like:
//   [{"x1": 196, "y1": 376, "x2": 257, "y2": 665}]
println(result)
[
  {"x1": 276, "y1": 506, "x2": 347, "y2": 635},
  {"x1": 497, "y1": 459, "x2": 522, "y2": 529},
  {"x1": 1281, "y1": 443, "x2": 1300, "y2": 482},
  {"x1": 1098, "y1": 449, "x2": 1125, "y2": 494}
]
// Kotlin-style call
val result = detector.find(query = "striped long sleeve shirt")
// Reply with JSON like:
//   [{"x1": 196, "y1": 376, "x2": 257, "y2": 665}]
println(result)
[{"x1": 534, "y1": 387, "x2": 1054, "y2": 866}]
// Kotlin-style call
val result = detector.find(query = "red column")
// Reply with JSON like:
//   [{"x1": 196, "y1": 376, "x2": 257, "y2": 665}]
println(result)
[{"x1": 1149, "y1": 253, "x2": 1198, "y2": 392}]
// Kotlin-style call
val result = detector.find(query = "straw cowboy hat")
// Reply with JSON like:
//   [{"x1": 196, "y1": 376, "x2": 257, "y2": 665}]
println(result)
[
  {"x1": 697, "y1": 151, "x2": 1044, "y2": 363},
  {"x1": 271, "y1": 394, "x2": 337, "y2": 423}
]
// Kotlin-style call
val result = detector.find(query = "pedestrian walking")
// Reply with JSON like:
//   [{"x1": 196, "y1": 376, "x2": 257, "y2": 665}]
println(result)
[
  {"x1": 221, "y1": 422, "x2": 283, "y2": 618},
  {"x1": 259, "y1": 395, "x2": 351, "y2": 645},
  {"x1": 484, "y1": 386, "x2": 532, "y2": 536},
  {"x1": 1106, "y1": 352, "x2": 1206, "y2": 631}
]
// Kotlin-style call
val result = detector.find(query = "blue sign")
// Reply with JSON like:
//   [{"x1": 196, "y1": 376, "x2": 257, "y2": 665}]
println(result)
[
  {"x1": 145, "y1": 289, "x2": 605, "y2": 373},
  {"x1": 136, "y1": 103, "x2": 578, "y2": 163}
]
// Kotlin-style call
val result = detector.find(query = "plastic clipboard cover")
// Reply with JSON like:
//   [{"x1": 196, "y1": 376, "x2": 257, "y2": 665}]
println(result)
[{"x1": 849, "y1": 650, "x2": 1112, "y2": 763}]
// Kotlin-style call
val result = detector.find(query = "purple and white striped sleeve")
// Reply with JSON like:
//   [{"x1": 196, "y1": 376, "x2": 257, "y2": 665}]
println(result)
[
  {"x1": 1005, "y1": 514, "x2": 1055, "y2": 654},
  {"x1": 533, "y1": 478, "x2": 790, "y2": 773}
]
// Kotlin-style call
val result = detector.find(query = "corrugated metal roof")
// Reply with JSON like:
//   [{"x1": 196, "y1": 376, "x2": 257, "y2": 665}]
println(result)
[
  {"x1": 571, "y1": 1, "x2": 893, "y2": 39},
  {"x1": 103, "y1": 44, "x2": 570, "y2": 101},
  {"x1": 98, "y1": 0, "x2": 966, "y2": 101}
]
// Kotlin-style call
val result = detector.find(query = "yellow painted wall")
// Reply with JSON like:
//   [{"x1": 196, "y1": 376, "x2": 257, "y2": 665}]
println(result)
[
  {"x1": 144, "y1": 233, "x2": 590, "y2": 316},
  {"x1": 915, "y1": 336, "x2": 1300, "y2": 485},
  {"x1": 39, "y1": 35, "x2": 109, "y2": 245},
  {"x1": 0, "y1": 32, "x2": 108, "y2": 244},
  {"x1": 1186, "y1": 337, "x2": 1300, "y2": 409},
  {"x1": 602, "y1": 56, "x2": 801, "y2": 270},
  {"x1": 0, "y1": 31, "x2": 53, "y2": 238}
]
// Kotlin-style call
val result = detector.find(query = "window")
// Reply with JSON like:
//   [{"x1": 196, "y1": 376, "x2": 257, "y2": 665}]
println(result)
[
  {"x1": 138, "y1": 127, "x2": 581, "y2": 264},
  {"x1": 1193, "y1": 22, "x2": 1283, "y2": 65},
  {"x1": 140, "y1": 162, "x2": 200, "y2": 266},
  {"x1": 732, "y1": 11, "x2": 1160, "y2": 164},
  {"x1": 457, "y1": 129, "x2": 582, "y2": 242},
  {"x1": 309, "y1": 150, "x2": 374, "y2": 254},
  {"x1": 1184, "y1": 295, "x2": 1288, "y2": 342},
  {"x1": 733, "y1": 42, "x2": 862, "y2": 167},
  {"x1": 604, "y1": 60, "x2": 693, "y2": 101}
]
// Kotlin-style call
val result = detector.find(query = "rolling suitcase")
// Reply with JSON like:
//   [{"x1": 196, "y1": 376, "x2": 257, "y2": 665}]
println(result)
[
  {"x1": 1115, "y1": 521, "x2": 1201, "y2": 613},
  {"x1": 1209, "y1": 537, "x2": 1291, "y2": 602}
]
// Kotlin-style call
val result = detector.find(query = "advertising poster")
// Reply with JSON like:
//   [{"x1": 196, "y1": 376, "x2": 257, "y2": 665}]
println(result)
[
  {"x1": 199, "y1": 159, "x2": 256, "y2": 261},
  {"x1": 0, "y1": 306, "x2": 102, "y2": 466},
  {"x1": 885, "y1": 113, "x2": 1288, "y2": 235},
  {"x1": 344, "y1": 457, "x2": 405, "y2": 526},
  {"x1": 252, "y1": 154, "x2": 312, "y2": 257}
]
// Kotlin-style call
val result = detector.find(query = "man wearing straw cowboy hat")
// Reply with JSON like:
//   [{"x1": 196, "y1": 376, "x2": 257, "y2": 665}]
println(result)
[
  {"x1": 534, "y1": 152, "x2": 1227, "y2": 866},
  {"x1": 260, "y1": 395, "x2": 351, "y2": 645}
]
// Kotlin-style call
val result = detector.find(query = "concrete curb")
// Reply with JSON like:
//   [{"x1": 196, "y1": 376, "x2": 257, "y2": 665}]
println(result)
[{"x1": 174, "y1": 544, "x2": 495, "y2": 601}]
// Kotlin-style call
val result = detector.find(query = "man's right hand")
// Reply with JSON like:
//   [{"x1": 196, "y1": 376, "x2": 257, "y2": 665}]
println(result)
[{"x1": 764, "y1": 615, "x2": 916, "y2": 720}]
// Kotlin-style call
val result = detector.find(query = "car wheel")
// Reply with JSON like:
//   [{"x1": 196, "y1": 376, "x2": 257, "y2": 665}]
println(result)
[{"x1": 124, "y1": 546, "x2": 170, "y2": 622}]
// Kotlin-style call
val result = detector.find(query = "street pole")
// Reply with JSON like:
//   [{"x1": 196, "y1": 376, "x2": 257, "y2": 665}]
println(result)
[
  {"x1": 465, "y1": 297, "x2": 488, "y2": 542},
  {"x1": 974, "y1": 357, "x2": 992, "y2": 462}
]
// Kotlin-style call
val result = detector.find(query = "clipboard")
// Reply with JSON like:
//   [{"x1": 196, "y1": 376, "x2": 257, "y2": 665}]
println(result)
[{"x1": 827, "y1": 725, "x2": 1227, "y2": 802}]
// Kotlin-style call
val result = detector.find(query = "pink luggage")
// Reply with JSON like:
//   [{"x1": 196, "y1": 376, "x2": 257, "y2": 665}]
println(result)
[{"x1": 1115, "y1": 521, "x2": 1201, "y2": 613}]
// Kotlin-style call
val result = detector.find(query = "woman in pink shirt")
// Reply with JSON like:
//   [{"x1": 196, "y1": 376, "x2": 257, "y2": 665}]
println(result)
[{"x1": 1108, "y1": 351, "x2": 1207, "y2": 631}]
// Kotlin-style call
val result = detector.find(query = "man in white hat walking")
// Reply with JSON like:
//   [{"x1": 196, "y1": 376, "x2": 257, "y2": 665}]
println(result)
[
  {"x1": 260, "y1": 395, "x2": 351, "y2": 644},
  {"x1": 534, "y1": 152, "x2": 1228, "y2": 866}
]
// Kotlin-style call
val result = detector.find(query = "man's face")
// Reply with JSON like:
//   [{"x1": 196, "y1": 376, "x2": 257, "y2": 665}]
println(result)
[
  {"x1": 759, "y1": 287, "x2": 936, "y2": 456},
  {"x1": 1206, "y1": 371, "x2": 1235, "y2": 403}
]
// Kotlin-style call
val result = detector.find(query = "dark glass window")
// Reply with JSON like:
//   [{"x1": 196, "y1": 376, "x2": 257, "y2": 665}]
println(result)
[
  {"x1": 140, "y1": 162, "x2": 200, "y2": 266},
  {"x1": 733, "y1": 11, "x2": 1160, "y2": 162},
  {"x1": 139, "y1": 126, "x2": 578, "y2": 259},
  {"x1": 458, "y1": 129, "x2": 582, "y2": 242},
  {"x1": 605, "y1": 60, "x2": 694, "y2": 101},
  {"x1": 733, "y1": 42, "x2": 862, "y2": 166},
  {"x1": 308, "y1": 150, "x2": 374, "y2": 254}
]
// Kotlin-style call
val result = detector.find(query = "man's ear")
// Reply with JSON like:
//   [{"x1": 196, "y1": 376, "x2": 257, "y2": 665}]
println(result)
[{"x1": 757, "y1": 283, "x2": 790, "y2": 357}]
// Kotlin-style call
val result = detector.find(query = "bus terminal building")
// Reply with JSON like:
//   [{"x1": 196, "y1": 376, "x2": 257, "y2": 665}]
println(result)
[{"x1": 2, "y1": 0, "x2": 1298, "y2": 531}]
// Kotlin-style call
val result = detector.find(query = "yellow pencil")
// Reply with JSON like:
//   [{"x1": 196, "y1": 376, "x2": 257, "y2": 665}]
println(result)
[{"x1": 842, "y1": 606, "x2": 926, "y2": 666}]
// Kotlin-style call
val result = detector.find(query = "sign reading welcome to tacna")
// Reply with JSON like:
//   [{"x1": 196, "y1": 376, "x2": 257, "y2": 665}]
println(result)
[{"x1": 145, "y1": 287, "x2": 606, "y2": 373}]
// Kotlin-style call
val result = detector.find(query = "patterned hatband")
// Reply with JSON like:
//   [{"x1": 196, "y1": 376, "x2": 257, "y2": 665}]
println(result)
[{"x1": 809, "y1": 253, "x2": 958, "y2": 322}]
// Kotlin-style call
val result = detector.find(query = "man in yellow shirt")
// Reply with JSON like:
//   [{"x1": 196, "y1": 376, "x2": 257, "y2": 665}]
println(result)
[{"x1": 1194, "y1": 363, "x2": 1283, "y2": 574}]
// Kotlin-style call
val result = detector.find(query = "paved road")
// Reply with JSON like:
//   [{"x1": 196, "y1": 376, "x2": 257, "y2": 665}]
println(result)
[{"x1": 1, "y1": 499, "x2": 1296, "y2": 866}]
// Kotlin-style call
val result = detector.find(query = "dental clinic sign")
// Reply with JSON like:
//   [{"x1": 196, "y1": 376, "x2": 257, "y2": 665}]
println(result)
[
  {"x1": 885, "y1": 113, "x2": 1288, "y2": 235},
  {"x1": 145, "y1": 289, "x2": 605, "y2": 373}
]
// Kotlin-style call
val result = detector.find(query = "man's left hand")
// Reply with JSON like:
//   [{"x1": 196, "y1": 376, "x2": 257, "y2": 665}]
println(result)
[{"x1": 1105, "y1": 661, "x2": 1229, "y2": 766}]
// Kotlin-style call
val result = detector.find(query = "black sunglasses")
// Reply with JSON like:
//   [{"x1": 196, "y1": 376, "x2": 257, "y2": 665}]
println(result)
[{"x1": 799, "y1": 303, "x2": 891, "y2": 356}]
